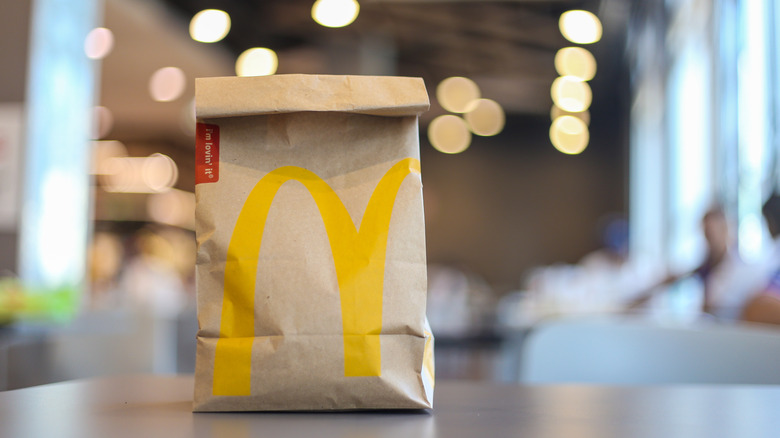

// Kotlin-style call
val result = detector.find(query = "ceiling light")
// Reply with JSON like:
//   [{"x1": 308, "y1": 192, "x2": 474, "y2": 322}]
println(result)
[
  {"x1": 101, "y1": 154, "x2": 178, "y2": 193},
  {"x1": 312, "y1": 0, "x2": 360, "y2": 28},
  {"x1": 149, "y1": 67, "x2": 186, "y2": 102},
  {"x1": 554, "y1": 47, "x2": 597, "y2": 81},
  {"x1": 559, "y1": 10, "x2": 602, "y2": 45},
  {"x1": 84, "y1": 27, "x2": 114, "y2": 59},
  {"x1": 142, "y1": 153, "x2": 179, "y2": 192},
  {"x1": 236, "y1": 48, "x2": 278, "y2": 77},
  {"x1": 92, "y1": 140, "x2": 127, "y2": 174},
  {"x1": 190, "y1": 9, "x2": 231, "y2": 43},
  {"x1": 428, "y1": 115, "x2": 472, "y2": 154},
  {"x1": 550, "y1": 105, "x2": 590, "y2": 125},
  {"x1": 464, "y1": 99, "x2": 505, "y2": 136},
  {"x1": 437, "y1": 77, "x2": 481, "y2": 114},
  {"x1": 551, "y1": 76, "x2": 592, "y2": 113},
  {"x1": 550, "y1": 115, "x2": 589, "y2": 155}
]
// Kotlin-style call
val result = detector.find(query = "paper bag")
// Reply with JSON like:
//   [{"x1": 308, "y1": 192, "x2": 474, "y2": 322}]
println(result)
[{"x1": 192, "y1": 75, "x2": 434, "y2": 411}]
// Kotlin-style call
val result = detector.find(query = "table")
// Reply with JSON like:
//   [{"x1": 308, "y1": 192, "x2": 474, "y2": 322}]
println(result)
[{"x1": 1, "y1": 375, "x2": 779, "y2": 438}]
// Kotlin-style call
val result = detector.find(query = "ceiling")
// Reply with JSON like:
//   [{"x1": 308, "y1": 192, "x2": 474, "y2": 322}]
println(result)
[
  {"x1": 0, "y1": 0, "x2": 633, "y2": 201},
  {"x1": 2, "y1": 0, "x2": 633, "y2": 156},
  {"x1": 99, "y1": 0, "x2": 632, "y2": 151},
  {"x1": 0, "y1": 0, "x2": 634, "y2": 278}
]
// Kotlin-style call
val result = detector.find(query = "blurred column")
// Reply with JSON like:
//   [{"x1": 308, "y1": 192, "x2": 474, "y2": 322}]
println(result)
[
  {"x1": 736, "y1": 0, "x2": 774, "y2": 261},
  {"x1": 713, "y1": 0, "x2": 739, "y2": 229},
  {"x1": 628, "y1": 0, "x2": 717, "y2": 316},
  {"x1": 665, "y1": 0, "x2": 714, "y2": 272},
  {"x1": 628, "y1": 1, "x2": 668, "y2": 266},
  {"x1": 774, "y1": 0, "x2": 780, "y2": 194},
  {"x1": 630, "y1": 0, "x2": 717, "y2": 270},
  {"x1": 19, "y1": 0, "x2": 101, "y2": 304}
]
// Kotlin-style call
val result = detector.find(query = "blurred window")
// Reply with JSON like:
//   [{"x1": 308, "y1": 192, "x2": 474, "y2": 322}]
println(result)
[{"x1": 628, "y1": 0, "x2": 780, "y2": 314}]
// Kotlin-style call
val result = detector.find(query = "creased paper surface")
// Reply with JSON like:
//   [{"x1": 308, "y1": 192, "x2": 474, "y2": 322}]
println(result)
[{"x1": 193, "y1": 75, "x2": 434, "y2": 411}]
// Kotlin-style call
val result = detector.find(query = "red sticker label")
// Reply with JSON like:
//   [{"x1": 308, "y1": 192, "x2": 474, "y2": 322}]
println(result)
[{"x1": 196, "y1": 123, "x2": 219, "y2": 184}]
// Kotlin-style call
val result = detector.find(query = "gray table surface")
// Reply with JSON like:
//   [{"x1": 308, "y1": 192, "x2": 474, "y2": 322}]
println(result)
[{"x1": 1, "y1": 375, "x2": 779, "y2": 438}]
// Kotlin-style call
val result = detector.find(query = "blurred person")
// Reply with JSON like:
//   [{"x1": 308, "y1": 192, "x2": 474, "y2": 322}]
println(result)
[
  {"x1": 581, "y1": 215, "x2": 630, "y2": 268},
  {"x1": 154, "y1": 227, "x2": 196, "y2": 300},
  {"x1": 741, "y1": 293, "x2": 780, "y2": 325},
  {"x1": 87, "y1": 231, "x2": 125, "y2": 309},
  {"x1": 119, "y1": 227, "x2": 187, "y2": 318},
  {"x1": 627, "y1": 206, "x2": 770, "y2": 321},
  {"x1": 740, "y1": 194, "x2": 780, "y2": 326},
  {"x1": 579, "y1": 215, "x2": 664, "y2": 305},
  {"x1": 520, "y1": 216, "x2": 663, "y2": 319},
  {"x1": 426, "y1": 264, "x2": 494, "y2": 336},
  {"x1": 118, "y1": 227, "x2": 191, "y2": 374}
]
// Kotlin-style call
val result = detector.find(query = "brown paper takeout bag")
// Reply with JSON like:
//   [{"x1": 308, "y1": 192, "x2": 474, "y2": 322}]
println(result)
[{"x1": 192, "y1": 75, "x2": 434, "y2": 411}]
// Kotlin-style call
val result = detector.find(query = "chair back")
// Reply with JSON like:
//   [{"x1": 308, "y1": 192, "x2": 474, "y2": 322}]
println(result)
[{"x1": 520, "y1": 317, "x2": 780, "y2": 384}]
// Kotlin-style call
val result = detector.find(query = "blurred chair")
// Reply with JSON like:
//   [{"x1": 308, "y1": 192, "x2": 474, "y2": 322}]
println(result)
[
  {"x1": 519, "y1": 316, "x2": 780, "y2": 384},
  {"x1": 2, "y1": 310, "x2": 157, "y2": 389},
  {"x1": 176, "y1": 305, "x2": 198, "y2": 373},
  {"x1": 1, "y1": 309, "x2": 194, "y2": 390}
]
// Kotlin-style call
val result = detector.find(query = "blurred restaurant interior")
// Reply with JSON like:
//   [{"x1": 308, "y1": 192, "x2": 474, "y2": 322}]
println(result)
[{"x1": 2, "y1": 0, "x2": 780, "y2": 389}]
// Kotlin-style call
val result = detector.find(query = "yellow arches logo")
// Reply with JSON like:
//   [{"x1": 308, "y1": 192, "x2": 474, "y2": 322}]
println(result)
[{"x1": 212, "y1": 158, "x2": 421, "y2": 396}]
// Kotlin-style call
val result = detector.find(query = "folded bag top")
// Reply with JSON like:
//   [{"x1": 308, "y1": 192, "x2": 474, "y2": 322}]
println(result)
[{"x1": 196, "y1": 74, "x2": 430, "y2": 118}]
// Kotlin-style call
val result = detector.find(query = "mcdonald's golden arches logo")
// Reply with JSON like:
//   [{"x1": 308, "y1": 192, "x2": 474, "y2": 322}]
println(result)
[{"x1": 212, "y1": 158, "x2": 421, "y2": 396}]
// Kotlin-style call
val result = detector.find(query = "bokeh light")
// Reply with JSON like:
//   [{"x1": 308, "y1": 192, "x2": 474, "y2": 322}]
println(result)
[
  {"x1": 148, "y1": 189, "x2": 196, "y2": 230},
  {"x1": 142, "y1": 153, "x2": 179, "y2": 192},
  {"x1": 437, "y1": 77, "x2": 481, "y2": 113},
  {"x1": 550, "y1": 105, "x2": 590, "y2": 125},
  {"x1": 551, "y1": 75, "x2": 592, "y2": 112},
  {"x1": 312, "y1": 0, "x2": 360, "y2": 28},
  {"x1": 90, "y1": 232, "x2": 123, "y2": 283},
  {"x1": 189, "y1": 9, "x2": 231, "y2": 43},
  {"x1": 101, "y1": 153, "x2": 178, "y2": 193},
  {"x1": 550, "y1": 115, "x2": 589, "y2": 154},
  {"x1": 92, "y1": 105, "x2": 114, "y2": 139},
  {"x1": 101, "y1": 157, "x2": 135, "y2": 192},
  {"x1": 428, "y1": 115, "x2": 472, "y2": 154},
  {"x1": 554, "y1": 47, "x2": 597, "y2": 81},
  {"x1": 84, "y1": 27, "x2": 114, "y2": 59},
  {"x1": 464, "y1": 99, "x2": 505, "y2": 136},
  {"x1": 149, "y1": 67, "x2": 186, "y2": 102},
  {"x1": 559, "y1": 10, "x2": 602, "y2": 44},
  {"x1": 91, "y1": 140, "x2": 128, "y2": 174},
  {"x1": 236, "y1": 47, "x2": 278, "y2": 77}
]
